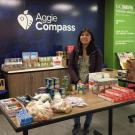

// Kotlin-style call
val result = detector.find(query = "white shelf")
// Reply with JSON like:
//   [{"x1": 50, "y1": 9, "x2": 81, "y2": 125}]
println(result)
[{"x1": 4, "y1": 66, "x2": 68, "y2": 74}]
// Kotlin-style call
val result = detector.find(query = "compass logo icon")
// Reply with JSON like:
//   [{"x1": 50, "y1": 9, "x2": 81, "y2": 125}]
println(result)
[{"x1": 17, "y1": 10, "x2": 33, "y2": 30}]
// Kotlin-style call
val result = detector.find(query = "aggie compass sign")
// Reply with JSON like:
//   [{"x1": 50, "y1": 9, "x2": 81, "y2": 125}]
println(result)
[{"x1": 17, "y1": 10, "x2": 76, "y2": 32}]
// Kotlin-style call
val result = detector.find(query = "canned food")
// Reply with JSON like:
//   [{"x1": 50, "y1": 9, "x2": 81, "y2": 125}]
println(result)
[
  {"x1": 51, "y1": 77, "x2": 60, "y2": 85},
  {"x1": 48, "y1": 89, "x2": 54, "y2": 98},
  {"x1": 48, "y1": 78, "x2": 54, "y2": 85},
  {"x1": 59, "y1": 87, "x2": 66, "y2": 96},
  {"x1": 62, "y1": 76, "x2": 69, "y2": 87},
  {"x1": 45, "y1": 78, "x2": 54, "y2": 89},
  {"x1": 71, "y1": 84, "x2": 76, "y2": 91}
]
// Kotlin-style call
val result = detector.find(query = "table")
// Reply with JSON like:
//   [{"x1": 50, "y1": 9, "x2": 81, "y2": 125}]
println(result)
[
  {"x1": 103, "y1": 68, "x2": 135, "y2": 123},
  {"x1": 1, "y1": 94, "x2": 135, "y2": 135},
  {"x1": 118, "y1": 78, "x2": 135, "y2": 123}
]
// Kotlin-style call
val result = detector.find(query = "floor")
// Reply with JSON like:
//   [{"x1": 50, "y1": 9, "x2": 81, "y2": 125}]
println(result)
[{"x1": 0, "y1": 104, "x2": 135, "y2": 135}]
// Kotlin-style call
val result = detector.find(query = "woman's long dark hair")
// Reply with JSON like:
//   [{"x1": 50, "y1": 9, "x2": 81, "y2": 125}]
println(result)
[{"x1": 77, "y1": 28, "x2": 96, "y2": 56}]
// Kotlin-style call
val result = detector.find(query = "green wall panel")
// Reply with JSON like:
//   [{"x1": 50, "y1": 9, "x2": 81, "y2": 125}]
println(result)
[
  {"x1": 114, "y1": 0, "x2": 135, "y2": 68},
  {"x1": 104, "y1": 0, "x2": 135, "y2": 69},
  {"x1": 104, "y1": 0, "x2": 114, "y2": 68}
]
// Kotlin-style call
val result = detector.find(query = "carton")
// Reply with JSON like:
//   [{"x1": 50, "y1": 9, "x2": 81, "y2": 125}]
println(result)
[{"x1": 89, "y1": 72, "x2": 118, "y2": 94}]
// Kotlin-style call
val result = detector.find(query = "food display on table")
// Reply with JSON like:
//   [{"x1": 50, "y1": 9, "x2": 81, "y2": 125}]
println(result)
[
  {"x1": 0, "y1": 98, "x2": 25, "y2": 117},
  {"x1": 51, "y1": 92, "x2": 72, "y2": 113},
  {"x1": 65, "y1": 96, "x2": 87, "y2": 107},
  {"x1": 89, "y1": 72, "x2": 118, "y2": 94},
  {"x1": 26, "y1": 100, "x2": 53, "y2": 121},
  {"x1": 16, "y1": 109, "x2": 33, "y2": 126},
  {"x1": 98, "y1": 85, "x2": 135, "y2": 103}
]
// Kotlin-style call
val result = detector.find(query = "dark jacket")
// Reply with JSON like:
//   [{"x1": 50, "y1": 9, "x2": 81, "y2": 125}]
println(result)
[{"x1": 68, "y1": 46, "x2": 102, "y2": 84}]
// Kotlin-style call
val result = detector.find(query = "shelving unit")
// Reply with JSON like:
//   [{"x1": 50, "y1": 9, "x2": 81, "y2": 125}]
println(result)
[{"x1": 2, "y1": 67, "x2": 68, "y2": 97}]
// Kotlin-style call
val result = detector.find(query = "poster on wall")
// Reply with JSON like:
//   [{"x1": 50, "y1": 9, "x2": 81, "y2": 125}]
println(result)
[
  {"x1": 113, "y1": 0, "x2": 135, "y2": 68},
  {"x1": 114, "y1": 0, "x2": 135, "y2": 47},
  {"x1": 0, "y1": 0, "x2": 104, "y2": 67}
]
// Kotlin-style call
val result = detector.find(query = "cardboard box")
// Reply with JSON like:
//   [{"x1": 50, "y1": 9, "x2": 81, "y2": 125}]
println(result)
[
  {"x1": 127, "y1": 59, "x2": 135, "y2": 81},
  {"x1": 89, "y1": 72, "x2": 118, "y2": 94}
]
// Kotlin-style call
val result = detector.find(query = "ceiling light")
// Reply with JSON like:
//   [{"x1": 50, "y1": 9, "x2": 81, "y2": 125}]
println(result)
[
  {"x1": 51, "y1": 3, "x2": 74, "y2": 12},
  {"x1": 89, "y1": 5, "x2": 98, "y2": 12},
  {"x1": 0, "y1": 0, "x2": 21, "y2": 7}
]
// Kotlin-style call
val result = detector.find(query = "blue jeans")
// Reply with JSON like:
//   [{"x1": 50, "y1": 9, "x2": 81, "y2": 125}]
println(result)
[{"x1": 74, "y1": 113, "x2": 93, "y2": 127}]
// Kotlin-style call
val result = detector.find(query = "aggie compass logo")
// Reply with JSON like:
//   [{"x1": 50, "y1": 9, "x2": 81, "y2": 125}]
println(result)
[
  {"x1": 17, "y1": 10, "x2": 76, "y2": 32},
  {"x1": 17, "y1": 10, "x2": 33, "y2": 30}
]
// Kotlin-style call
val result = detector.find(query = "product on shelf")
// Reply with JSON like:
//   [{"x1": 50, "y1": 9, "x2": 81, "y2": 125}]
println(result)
[
  {"x1": 30, "y1": 52, "x2": 39, "y2": 63},
  {"x1": 38, "y1": 56, "x2": 54, "y2": 67},
  {"x1": 4, "y1": 58, "x2": 22, "y2": 65},
  {"x1": 52, "y1": 56, "x2": 62, "y2": 67},
  {"x1": 56, "y1": 51, "x2": 64, "y2": 57},
  {"x1": 22, "y1": 52, "x2": 31, "y2": 63},
  {"x1": 1, "y1": 50, "x2": 67, "y2": 72},
  {"x1": 2, "y1": 58, "x2": 23, "y2": 71}
]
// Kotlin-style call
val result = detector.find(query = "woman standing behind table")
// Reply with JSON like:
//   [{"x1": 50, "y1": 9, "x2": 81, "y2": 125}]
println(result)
[{"x1": 68, "y1": 28, "x2": 102, "y2": 135}]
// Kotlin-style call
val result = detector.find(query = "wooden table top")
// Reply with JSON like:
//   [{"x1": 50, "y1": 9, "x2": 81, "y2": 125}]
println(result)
[{"x1": 1, "y1": 93, "x2": 135, "y2": 132}]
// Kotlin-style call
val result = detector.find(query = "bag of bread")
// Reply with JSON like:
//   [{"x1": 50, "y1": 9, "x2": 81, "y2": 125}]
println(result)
[
  {"x1": 26, "y1": 101, "x2": 53, "y2": 121},
  {"x1": 51, "y1": 98, "x2": 72, "y2": 113}
]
